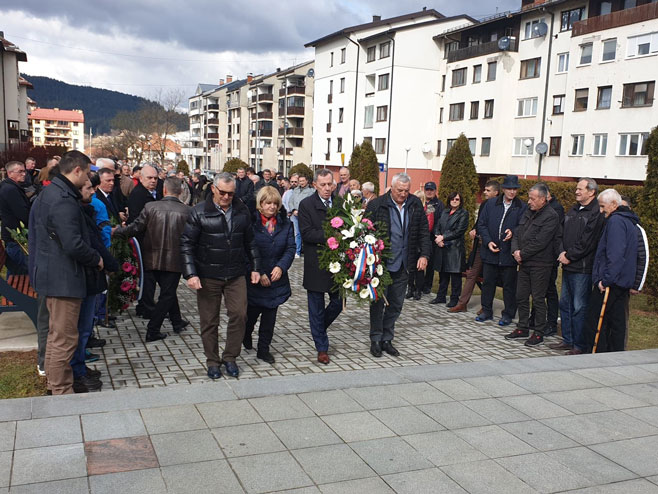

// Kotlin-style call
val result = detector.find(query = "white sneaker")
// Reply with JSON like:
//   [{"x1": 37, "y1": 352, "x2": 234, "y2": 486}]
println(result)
[
  {"x1": 37, "y1": 365, "x2": 46, "y2": 377},
  {"x1": 294, "y1": 254, "x2": 300, "y2": 258}
]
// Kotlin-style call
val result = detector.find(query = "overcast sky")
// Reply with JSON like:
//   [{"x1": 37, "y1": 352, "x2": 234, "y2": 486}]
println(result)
[{"x1": 2, "y1": 0, "x2": 518, "y2": 102}]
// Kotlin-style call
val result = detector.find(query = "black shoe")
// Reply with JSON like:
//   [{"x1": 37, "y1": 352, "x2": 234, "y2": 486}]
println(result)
[
  {"x1": 524, "y1": 333, "x2": 544, "y2": 346},
  {"x1": 74, "y1": 375, "x2": 102, "y2": 392},
  {"x1": 446, "y1": 300, "x2": 458, "y2": 308},
  {"x1": 257, "y1": 351, "x2": 276, "y2": 364},
  {"x1": 85, "y1": 366, "x2": 101, "y2": 379},
  {"x1": 505, "y1": 329, "x2": 530, "y2": 340},
  {"x1": 223, "y1": 361, "x2": 240, "y2": 378},
  {"x1": 145, "y1": 332, "x2": 167, "y2": 342},
  {"x1": 173, "y1": 320, "x2": 190, "y2": 334},
  {"x1": 97, "y1": 320, "x2": 117, "y2": 329},
  {"x1": 87, "y1": 335, "x2": 106, "y2": 348},
  {"x1": 381, "y1": 340, "x2": 400, "y2": 357},
  {"x1": 422, "y1": 287, "x2": 432, "y2": 295},
  {"x1": 370, "y1": 341, "x2": 382, "y2": 358},
  {"x1": 429, "y1": 297, "x2": 446, "y2": 305},
  {"x1": 405, "y1": 289, "x2": 414, "y2": 299},
  {"x1": 207, "y1": 365, "x2": 222, "y2": 380},
  {"x1": 85, "y1": 349, "x2": 100, "y2": 363},
  {"x1": 243, "y1": 336, "x2": 253, "y2": 350},
  {"x1": 544, "y1": 326, "x2": 558, "y2": 337},
  {"x1": 414, "y1": 291, "x2": 422, "y2": 301}
]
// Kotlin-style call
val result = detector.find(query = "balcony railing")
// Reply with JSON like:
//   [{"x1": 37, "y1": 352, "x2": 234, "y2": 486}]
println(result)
[
  {"x1": 207, "y1": 133, "x2": 219, "y2": 139},
  {"x1": 207, "y1": 103, "x2": 220, "y2": 110},
  {"x1": 446, "y1": 38, "x2": 518, "y2": 63},
  {"x1": 278, "y1": 147, "x2": 293, "y2": 155},
  {"x1": 206, "y1": 118, "x2": 219, "y2": 125},
  {"x1": 284, "y1": 106, "x2": 305, "y2": 116},
  {"x1": 279, "y1": 86, "x2": 305, "y2": 96},
  {"x1": 258, "y1": 111, "x2": 273, "y2": 119},
  {"x1": 258, "y1": 93, "x2": 274, "y2": 102},
  {"x1": 259, "y1": 129, "x2": 273, "y2": 137},
  {"x1": 285, "y1": 127, "x2": 304, "y2": 136},
  {"x1": 572, "y1": 3, "x2": 658, "y2": 37}
]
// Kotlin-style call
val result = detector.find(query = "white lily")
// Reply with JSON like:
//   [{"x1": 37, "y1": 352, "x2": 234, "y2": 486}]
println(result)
[
  {"x1": 329, "y1": 262, "x2": 341, "y2": 274},
  {"x1": 341, "y1": 226, "x2": 355, "y2": 239},
  {"x1": 343, "y1": 279, "x2": 353, "y2": 289},
  {"x1": 364, "y1": 234, "x2": 376, "y2": 245},
  {"x1": 376, "y1": 264, "x2": 384, "y2": 275},
  {"x1": 366, "y1": 253, "x2": 375, "y2": 266},
  {"x1": 359, "y1": 288, "x2": 369, "y2": 299},
  {"x1": 349, "y1": 241, "x2": 358, "y2": 249},
  {"x1": 370, "y1": 277, "x2": 380, "y2": 288}
]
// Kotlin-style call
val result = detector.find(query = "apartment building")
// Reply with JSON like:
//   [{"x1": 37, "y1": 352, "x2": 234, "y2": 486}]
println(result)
[
  {"x1": 306, "y1": 10, "x2": 476, "y2": 187},
  {"x1": 28, "y1": 108, "x2": 85, "y2": 151},
  {"x1": 437, "y1": 0, "x2": 658, "y2": 183},
  {"x1": 1, "y1": 32, "x2": 30, "y2": 151},
  {"x1": 187, "y1": 83, "x2": 221, "y2": 170}
]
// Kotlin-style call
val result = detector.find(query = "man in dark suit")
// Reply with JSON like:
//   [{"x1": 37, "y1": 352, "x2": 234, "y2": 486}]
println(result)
[
  {"x1": 298, "y1": 169, "x2": 342, "y2": 365},
  {"x1": 95, "y1": 168, "x2": 123, "y2": 223}
]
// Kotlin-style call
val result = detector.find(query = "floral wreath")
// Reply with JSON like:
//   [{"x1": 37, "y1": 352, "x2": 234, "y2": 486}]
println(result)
[{"x1": 108, "y1": 236, "x2": 141, "y2": 312}]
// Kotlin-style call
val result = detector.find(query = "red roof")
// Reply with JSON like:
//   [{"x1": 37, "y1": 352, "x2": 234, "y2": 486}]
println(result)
[{"x1": 29, "y1": 108, "x2": 84, "y2": 123}]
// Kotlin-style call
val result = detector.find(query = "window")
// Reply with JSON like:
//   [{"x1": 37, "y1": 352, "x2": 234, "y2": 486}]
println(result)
[
  {"x1": 557, "y1": 52, "x2": 570, "y2": 73},
  {"x1": 513, "y1": 137, "x2": 534, "y2": 156},
  {"x1": 340, "y1": 48, "x2": 346, "y2": 64},
  {"x1": 624, "y1": 0, "x2": 637, "y2": 8},
  {"x1": 338, "y1": 107, "x2": 344, "y2": 123},
  {"x1": 363, "y1": 136, "x2": 372, "y2": 144},
  {"x1": 446, "y1": 139, "x2": 456, "y2": 153},
  {"x1": 487, "y1": 61, "x2": 497, "y2": 81},
  {"x1": 449, "y1": 103, "x2": 465, "y2": 121},
  {"x1": 602, "y1": 39, "x2": 616, "y2": 61},
  {"x1": 627, "y1": 33, "x2": 658, "y2": 58},
  {"x1": 622, "y1": 81, "x2": 655, "y2": 107},
  {"x1": 571, "y1": 134, "x2": 585, "y2": 155},
  {"x1": 452, "y1": 68, "x2": 467, "y2": 87},
  {"x1": 473, "y1": 64, "x2": 482, "y2": 83},
  {"x1": 600, "y1": 1, "x2": 612, "y2": 15},
  {"x1": 470, "y1": 101, "x2": 479, "y2": 119},
  {"x1": 592, "y1": 134, "x2": 608, "y2": 156},
  {"x1": 374, "y1": 138, "x2": 386, "y2": 154},
  {"x1": 549, "y1": 136, "x2": 562, "y2": 156},
  {"x1": 436, "y1": 140, "x2": 441, "y2": 156},
  {"x1": 619, "y1": 132, "x2": 650, "y2": 155},
  {"x1": 517, "y1": 97, "x2": 538, "y2": 117},
  {"x1": 326, "y1": 138, "x2": 331, "y2": 153},
  {"x1": 520, "y1": 58, "x2": 541, "y2": 79},
  {"x1": 574, "y1": 88, "x2": 589, "y2": 111},
  {"x1": 561, "y1": 7, "x2": 585, "y2": 32},
  {"x1": 439, "y1": 107, "x2": 444, "y2": 123},
  {"x1": 484, "y1": 99, "x2": 494, "y2": 118},
  {"x1": 379, "y1": 41, "x2": 391, "y2": 58},
  {"x1": 336, "y1": 138, "x2": 342, "y2": 153},
  {"x1": 597, "y1": 86, "x2": 612, "y2": 109},
  {"x1": 367, "y1": 46, "x2": 376, "y2": 62},
  {"x1": 553, "y1": 94, "x2": 565, "y2": 114},
  {"x1": 376, "y1": 105, "x2": 388, "y2": 122},
  {"x1": 441, "y1": 75, "x2": 446, "y2": 92},
  {"x1": 445, "y1": 41, "x2": 458, "y2": 54},
  {"x1": 468, "y1": 138, "x2": 476, "y2": 155},
  {"x1": 340, "y1": 78, "x2": 345, "y2": 93},
  {"x1": 328, "y1": 109, "x2": 332, "y2": 123},
  {"x1": 580, "y1": 43, "x2": 593, "y2": 64},
  {"x1": 364, "y1": 105, "x2": 374, "y2": 128},
  {"x1": 524, "y1": 18, "x2": 545, "y2": 40},
  {"x1": 481, "y1": 137, "x2": 491, "y2": 156},
  {"x1": 330, "y1": 52, "x2": 334, "y2": 67},
  {"x1": 378, "y1": 73, "x2": 389, "y2": 91}
]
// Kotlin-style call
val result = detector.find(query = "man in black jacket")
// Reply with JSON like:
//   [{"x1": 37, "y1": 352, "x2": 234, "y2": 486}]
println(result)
[
  {"x1": 95, "y1": 168, "x2": 123, "y2": 223},
  {"x1": 0, "y1": 161, "x2": 30, "y2": 273},
  {"x1": 181, "y1": 172, "x2": 261, "y2": 379},
  {"x1": 552, "y1": 178, "x2": 604, "y2": 354},
  {"x1": 508, "y1": 183, "x2": 561, "y2": 347},
  {"x1": 235, "y1": 166, "x2": 254, "y2": 201},
  {"x1": 298, "y1": 169, "x2": 343, "y2": 365},
  {"x1": 366, "y1": 173, "x2": 431, "y2": 357}
]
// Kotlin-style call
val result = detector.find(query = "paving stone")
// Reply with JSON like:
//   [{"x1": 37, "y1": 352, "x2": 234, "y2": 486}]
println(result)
[
  {"x1": 462, "y1": 398, "x2": 531, "y2": 424},
  {"x1": 228, "y1": 452, "x2": 313, "y2": 493},
  {"x1": 6, "y1": 478, "x2": 89, "y2": 494},
  {"x1": 376, "y1": 382, "x2": 454, "y2": 405},
  {"x1": 499, "y1": 394, "x2": 573, "y2": 420},
  {"x1": 321, "y1": 412, "x2": 395, "y2": 443},
  {"x1": 613, "y1": 384, "x2": 658, "y2": 406},
  {"x1": 591, "y1": 435, "x2": 658, "y2": 476},
  {"x1": 248, "y1": 395, "x2": 315, "y2": 421},
  {"x1": 623, "y1": 406, "x2": 658, "y2": 427},
  {"x1": 161, "y1": 459, "x2": 244, "y2": 494},
  {"x1": 11, "y1": 444, "x2": 87, "y2": 486},
  {"x1": 540, "y1": 390, "x2": 615, "y2": 414},
  {"x1": 140, "y1": 404, "x2": 206, "y2": 434},
  {"x1": 0, "y1": 452, "x2": 9, "y2": 488},
  {"x1": 580, "y1": 387, "x2": 649, "y2": 409},
  {"x1": 0, "y1": 399, "x2": 31, "y2": 422},
  {"x1": 557, "y1": 479, "x2": 658, "y2": 494},
  {"x1": 318, "y1": 476, "x2": 394, "y2": 493},
  {"x1": 0, "y1": 423, "x2": 15, "y2": 452},
  {"x1": 572, "y1": 367, "x2": 642, "y2": 386},
  {"x1": 291, "y1": 444, "x2": 375, "y2": 484},
  {"x1": 84, "y1": 436, "x2": 158, "y2": 475},
  {"x1": 429, "y1": 379, "x2": 491, "y2": 400},
  {"x1": 504, "y1": 371, "x2": 601, "y2": 393},
  {"x1": 89, "y1": 468, "x2": 166, "y2": 494},
  {"x1": 213, "y1": 422, "x2": 285, "y2": 457},
  {"x1": 298, "y1": 390, "x2": 364, "y2": 415},
  {"x1": 344, "y1": 386, "x2": 410, "y2": 409},
  {"x1": 196, "y1": 400, "x2": 263, "y2": 428},
  {"x1": 606, "y1": 365, "x2": 658, "y2": 384},
  {"x1": 417, "y1": 402, "x2": 491, "y2": 429},
  {"x1": 382, "y1": 468, "x2": 467, "y2": 494},
  {"x1": 464, "y1": 376, "x2": 531, "y2": 397},
  {"x1": 150, "y1": 429, "x2": 223, "y2": 466},
  {"x1": 500, "y1": 421, "x2": 579, "y2": 451},
  {"x1": 403, "y1": 430, "x2": 487, "y2": 466},
  {"x1": 349, "y1": 437, "x2": 433, "y2": 475},
  {"x1": 81, "y1": 410, "x2": 146, "y2": 441},
  {"x1": 440, "y1": 459, "x2": 538, "y2": 494},
  {"x1": 269, "y1": 417, "x2": 342, "y2": 450},
  {"x1": 370, "y1": 406, "x2": 444, "y2": 436},
  {"x1": 543, "y1": 446, "x2": 637, "y2": 484},
  {"x1": 14, "y1": 416, "x2": 81, "y2": 449},
  {"x1": 454, "y1": 425, "x2": 537, "y2": 458}
]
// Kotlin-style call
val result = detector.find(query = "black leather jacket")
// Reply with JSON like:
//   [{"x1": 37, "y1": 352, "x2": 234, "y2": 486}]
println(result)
[{"x1": 180, "y1": 196, "x2": 260, "y2": 280}]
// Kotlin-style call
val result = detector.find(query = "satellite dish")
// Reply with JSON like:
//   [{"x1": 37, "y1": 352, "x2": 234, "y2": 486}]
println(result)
[
  {"x1": 535, "y1": 142, "x2": 549, "y2": 155},
  {"x1": 421, "y1": 142, "x2": 432, "y2": 153},
  {"x1": 497, "y1": 36, "x2": 511, "y2": 51},
  {"x1": 307, "y1": 68, "x2": 315, "y2": 78},
  {"x1": 532, "y1": 21, "x2": 548, "y2": 37}
]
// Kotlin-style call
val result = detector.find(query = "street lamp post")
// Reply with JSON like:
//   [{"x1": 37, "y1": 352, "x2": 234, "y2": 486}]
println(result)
[
  {"x1": 523, "y1": 138, "x2": 533, "y2": 179},
  {"x1": 404, "y1": 146, "x2": 411, "y2": 175}
]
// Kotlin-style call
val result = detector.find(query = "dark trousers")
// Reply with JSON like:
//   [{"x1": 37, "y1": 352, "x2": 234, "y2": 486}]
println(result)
[
  {"x1": 36, "y1": 294, "x2": 49, "y2": 370},
  {"x1": 559, "y1": 271, "x2": 592, "y2": 350},
  {"x1": 458, "y1": 247, "x2": 483, "y2": 306},
  {"x1": 369, "y1": 268, "x2": 408, "y2": 342},
  {"x1": 407, "y1": 268, "x2": 425, "y2": 293},
  {"x1": 137, "y1": 270, "x2": 156, "y2": 315},
  {"x1": 423, "y1": 267, "x2": 435, "y2": 292},
  {"x1": 5, "y1": 241, "x2": 28, "y2": 275},
  {"x1": 71, "y1": 295, "x2": 96, "y2": 378},
  {"x1": 516, "y1": 264, "x2": 552, "y2": 335},
  {"x1": 94, "y1": 292, "x2": 107, "y2": 324},
  {"x1": 147, "y1": 270, "x2": 183, "y2": 335},
  {"x1": 530, "y1": 264, "x2": 559, "y2": 330},
  {"x1": 307, "y1": 290, "x2": 342, "y2": 352},
  {"x1": 437, "y1": 272, "x2": 462, "y2": 304},
  {"x1": 245, "y1": 305, "x2": 278, "y2": 353},
  {"x1": 584, "y1": 285, "x2": 630, "y2": 353},
  {"x1": 481, "y1": 263, "x2": 518, "y2": 320}
]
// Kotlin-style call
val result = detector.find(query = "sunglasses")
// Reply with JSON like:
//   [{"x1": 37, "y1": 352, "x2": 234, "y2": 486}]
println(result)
[{"x1": 216, "y1": 189, "x2": 234, "y2": 197}]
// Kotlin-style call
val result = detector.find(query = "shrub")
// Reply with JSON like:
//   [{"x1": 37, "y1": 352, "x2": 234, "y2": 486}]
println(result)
[
  {"x1": 637, "y1": 125, "x2": 658, "y2": 305},
  {"x1": 222, "y1": 157, "x2": 247, "y2": 174},
  {"x1": 349, "y1": 140, "x2": 380, "y2": 194},
  {"x1": 289, "y1": 162, "x2": 313, "y2": 181},
  {"x1": 176, "y1": 159, "x2": 189, "y2": 176}
]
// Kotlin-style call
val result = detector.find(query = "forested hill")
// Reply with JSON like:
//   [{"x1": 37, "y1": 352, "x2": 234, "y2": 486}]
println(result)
[{"x1": 22, "y1": 74, "x2": 188, "y2": 134}]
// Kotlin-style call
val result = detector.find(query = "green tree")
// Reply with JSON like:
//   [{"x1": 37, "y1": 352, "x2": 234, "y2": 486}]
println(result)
[
  {"x1": 177, "y1": 159, "x2": 190, "y2": 176},
  {"x1": 637, "y1": 125, "x2": 658, "y2": 305},
  {"x1": 438, "y1": 133, "x2": 479, "y2": 234},
  {"x1": 349, "y1": 140, "x2": 380, "y2": 194},
  {"x1": 289, "y1": 162, "x2": 313, "y2": 181},
  {"x1": 222, "y1": 157, "x2": 247, "y2": 174}
]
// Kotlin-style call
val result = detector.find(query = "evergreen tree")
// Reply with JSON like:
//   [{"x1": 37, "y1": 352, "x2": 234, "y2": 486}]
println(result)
[
  {"x1": 349, "y1": 140, "x2": 380, "y2": 194},
  {"x1": 222, "y1": 158, "x2": 248, "y2": 174},
  {"x1": 289, "y1": 162, "x2": 313, "y2": 181},
  {"x1": 177, "y1": 159, "x2": 190, "y2": 176},
  {"x1": 637, "y1": 125, "x2": 658, "y2": 305}
]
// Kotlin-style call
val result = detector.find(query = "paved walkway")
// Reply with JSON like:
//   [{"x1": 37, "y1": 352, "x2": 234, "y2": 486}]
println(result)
[
  {"x1": 85, "y1": 261, "x2": 563, "y2": 390},
  {"x1": 2, "y1": 349, "x2": 658, "y2": 493}
]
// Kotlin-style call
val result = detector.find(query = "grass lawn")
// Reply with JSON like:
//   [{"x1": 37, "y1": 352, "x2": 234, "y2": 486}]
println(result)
[{"x1": 0, "y1": 350, "x2": 47, "y2": 399}]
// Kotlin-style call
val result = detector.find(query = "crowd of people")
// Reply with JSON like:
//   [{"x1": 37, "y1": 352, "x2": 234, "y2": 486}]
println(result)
[{"x1": 0, "y1": 154, "x2": 648, "y2": 395}]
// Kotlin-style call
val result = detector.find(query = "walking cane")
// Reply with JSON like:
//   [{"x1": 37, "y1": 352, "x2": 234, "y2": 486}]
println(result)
[{"x1": 592, "y1": 286, "x2": 610, "y2": 353}]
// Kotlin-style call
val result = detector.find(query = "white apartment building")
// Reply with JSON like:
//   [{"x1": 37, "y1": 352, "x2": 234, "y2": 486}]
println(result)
[
  {"x1": 187, "y1": 83, "x2": 222, "y2": 170},
  {"x1": 28, "y1": 108, "x2": 85, "y2": 151},
  {"x1": 1, "y1": 32, "x2": 30, "y2": 152},
  {"x1": 307, "y1": 10, "x2": 476, "y2": 187},
  {"x1": 437, "y1": 0, "x2": 658, "y2": 183}
]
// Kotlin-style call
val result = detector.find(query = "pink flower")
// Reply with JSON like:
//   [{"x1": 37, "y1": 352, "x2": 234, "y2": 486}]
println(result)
[
  {"x1": 361, "y1": 218, "x2": 374, "y2": 229},
  {"x1": 375, "y1": 239, "x2": 385, "y2": 252},
  {"x1": 122, "y1": 303, "x2": 130, "y2": 310},
  {"x1": 330, "y1": 217, "x2": 344, "y2": 228},
  {"x1": 122, "y1": 262, "x2": 133, "y2": 273},
  {"x1": 327, "y1": 237, "x2": 339, "y2": 250},
  {"x1": 131, "y1": 266, "x2": 138, "y2": 275},
  {"x1": 120, "y1": 281, "x2": 132, "y2": 292}
]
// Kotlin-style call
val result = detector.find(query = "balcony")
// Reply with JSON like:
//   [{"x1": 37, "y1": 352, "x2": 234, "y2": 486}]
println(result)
[
  {"x1": 326, "y1": 123, "x2": 332, "y2": 132},
  {"x1": 207, "y1": 103, "x2": 220, "y2": 110},
  {"x1": 573, "y1": 3, "x2": 658, "y2": 37},
  {"x1": 258, "y1": 93, "x2": 274, "y2": 102},
  {"x1": 258, "y1": 111, "x2": 273, "y2": 119},
  {"x1": 206, "y1": 118, "x2": 219, "y2": 125},
  {"x1": 446, "y1": 38, "x2": 518, "y2": 63},
  {"x1": 327, "y1": 93, "x2": 333, "y2": 103},
  {"x1": 282, "y1": 127, "x2": 304, "y2": 136},
  {"x1": 278, "y1": 147, "x2": 293, "y2": 155},
  {"x1": 250, "y1": 147, "x2": 264, "y2": 155},
  {"x1": 284, "y1": 106, "x2": 305, "y2": 116},
  {"x1": 207, "y1": 133, "x2": 219, "y2": 139},
  {"x1": 44, "y1": 124, "x2": 70, "y2": 130},
  {"x1": 279, "y1": 85, "x2": 305, "y2": 96},
  {"x1": 259, "y1": 129, "x2": 273, "y2": 137}
]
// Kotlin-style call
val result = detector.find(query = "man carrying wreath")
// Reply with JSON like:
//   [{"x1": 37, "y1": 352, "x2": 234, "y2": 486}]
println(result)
[{"x1": 365, "y1": 173, "x2": 431, "y2": 357}]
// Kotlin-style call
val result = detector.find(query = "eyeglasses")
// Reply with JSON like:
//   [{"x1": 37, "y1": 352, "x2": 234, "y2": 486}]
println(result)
[{"x1": 216, "y1": 189, "x2": 234, "y2": 197}]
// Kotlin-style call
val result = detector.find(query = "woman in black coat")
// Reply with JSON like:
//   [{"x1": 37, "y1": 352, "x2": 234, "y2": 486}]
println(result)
[
  {"x1": 243, "y1": 186, "x2": 296, "y2": 364},
  {"x1": 431, "y1": 192, "x2": 469, "y2": 308}
]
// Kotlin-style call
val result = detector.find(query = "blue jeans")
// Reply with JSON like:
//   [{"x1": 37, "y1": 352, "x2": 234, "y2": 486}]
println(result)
[
  {"x1": 94, "y1": 292, "x2": 107, "y2": 323},
  {"x1": 307, "y1": 290, "x2": 342, "y2": 352},
  {"x1": 290, "y1": 214, "x2": 302, "y2": 255},
  {"x1": 559, "y1": 272, "x2": 591, "y2": 350},
  {"x1": 70, "y1": 295, "x2": 97, "y2": 378}
]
